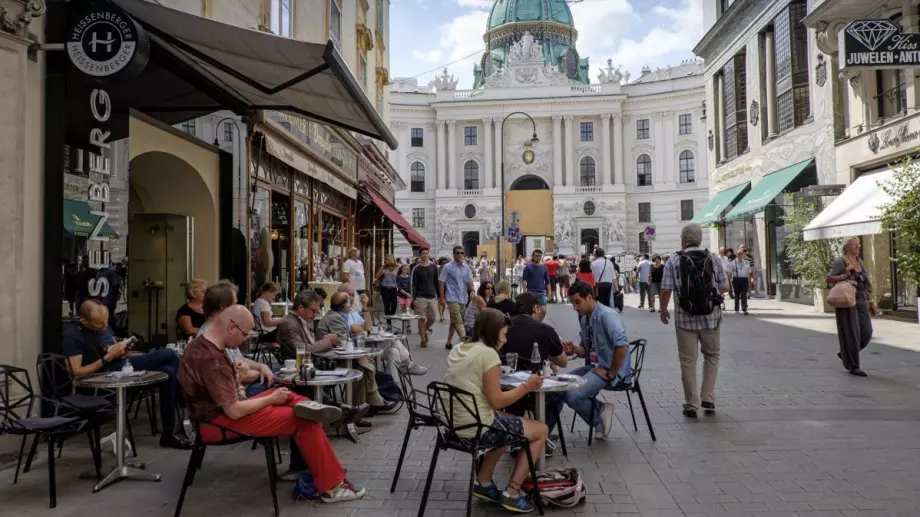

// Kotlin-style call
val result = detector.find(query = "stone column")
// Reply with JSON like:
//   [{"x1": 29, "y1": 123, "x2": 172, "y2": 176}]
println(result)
[
  {"x1": 552, "y1": 116, "x2": 563, "y2": 186},
  {"x1": 494, "y1": 119, "x2": 503, "y2": 191},
  {"x1": 436, "y1": 120, "x2": 446, "y2": 190},
  {"x1": 764, "y1": 30, "x2": 778, "y2": 138},
  {"x1": 482, "y1": 118, "x2": 494, "y2": 188},
  {"x1": 612, "y1": 114, "x2": 624, "y2": 185},
  {"x1": 715, "y1": 74, "x2": 727, "y2": 162},
  {"x1": 564, "y1": 115, "x2": 575, "y2": 186},
  {"x1": 447, "y1": 120, "x2": 457, "y2": 190},
  {"x1": 600, "y1": 114, "x2": 612, "y2": 186}
]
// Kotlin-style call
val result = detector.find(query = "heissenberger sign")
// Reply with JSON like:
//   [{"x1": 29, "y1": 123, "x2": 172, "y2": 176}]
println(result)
[
  {"x1": 67, "y1": 6, "x2": 149, "y2": 79},
  {"x1": 840, "y1": 19, "x2": 920, "y2": 70}
]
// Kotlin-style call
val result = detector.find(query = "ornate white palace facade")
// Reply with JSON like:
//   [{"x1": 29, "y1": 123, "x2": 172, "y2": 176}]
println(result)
[{"x1": 389, "y1": 0, "x2": 710, "y2": 260}]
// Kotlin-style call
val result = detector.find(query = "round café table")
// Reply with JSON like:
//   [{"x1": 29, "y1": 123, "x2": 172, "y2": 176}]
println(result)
[
  {"x1": 501, "y1": 372, "x2": 587, "y2": 470},
  {"x1": 73, "y1": 371, "x2": 168, "y2": 492},
  {"x1": 383, "y1": 312, "x2": 422, "y2": 335},
  {"x1": 314, "y1": 348, "x2": 383, "y2": 442}
]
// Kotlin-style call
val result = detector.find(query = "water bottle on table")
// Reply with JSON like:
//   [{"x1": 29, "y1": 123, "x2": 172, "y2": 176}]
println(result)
[{"x1": 530, "y1": 343, "x2": 541, "y2": 375}]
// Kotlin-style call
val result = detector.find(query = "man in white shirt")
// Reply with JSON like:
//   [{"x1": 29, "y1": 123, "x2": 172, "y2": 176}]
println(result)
[
  {"x1": 731, "y1": 248, "x2": 753, "y2": 315},
  {"x1": 342, "y1": 247, "x2": 367, "y2": 295},
  {"x1": 590, "y1": 247, "x2": 617, "y2": 308},
  {"x1": 636, "y1": 255, "x2": 652, "y2": 309}
]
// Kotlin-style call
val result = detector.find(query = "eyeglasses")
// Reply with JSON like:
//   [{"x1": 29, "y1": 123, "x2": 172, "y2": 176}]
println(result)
[{"x1": 229, "y1": 319, "x2": 245, "y2": 335}]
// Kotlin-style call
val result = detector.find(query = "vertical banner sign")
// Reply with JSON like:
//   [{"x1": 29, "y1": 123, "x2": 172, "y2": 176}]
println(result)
[{"x1": 840, "y1": 20, "x2": 920, "y2": 70}]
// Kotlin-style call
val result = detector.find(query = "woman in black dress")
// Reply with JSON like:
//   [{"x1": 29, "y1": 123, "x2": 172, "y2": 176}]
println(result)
[
  {"x1": 176, "y1": 279, "x2": 207, "y2": 340},
  {"x1": 826, "y1": 237, "x2": 875, "y2": 377}
]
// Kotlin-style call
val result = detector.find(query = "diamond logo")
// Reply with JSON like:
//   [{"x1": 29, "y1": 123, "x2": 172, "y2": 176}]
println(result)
[{"x1": 846, "y1": 20, "x2": 899, "y2": 51}]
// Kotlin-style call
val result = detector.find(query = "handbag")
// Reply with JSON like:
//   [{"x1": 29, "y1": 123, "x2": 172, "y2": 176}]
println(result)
[{"x1": 826, "y1": 280, "x2": 856, "y2": 308}]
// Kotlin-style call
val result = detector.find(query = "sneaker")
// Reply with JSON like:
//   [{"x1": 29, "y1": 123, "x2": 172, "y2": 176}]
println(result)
[
  {"x1": 596, "y1": 402, "x2": 614, "y2": 439},
  {"x1": 472, "y1": 480, "x2": 502, "y2": 503},
  {"x1": 701, "y1": 401, "x2": 715, "y2": 414},
  {"x1": 545, "y1": 438, "x2": 556, "y2": 458},
  {"x1": 406, "y1": 362, "x2": 428, "y2": 376},
  {"x1": 500, "y1": 490, "x2": 536, "y2": 513},
  {"x1": 321, "y1": 480, "x2": 366, "y2": 503},
  {"x1": 294, "y1": 401, "x2": 343, "y2": 424}
]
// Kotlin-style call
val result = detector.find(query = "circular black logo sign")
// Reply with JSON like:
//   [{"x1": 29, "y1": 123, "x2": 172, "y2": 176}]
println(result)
[{"x1": 67, "y1": 7, "x2": 149, "y2": 79}]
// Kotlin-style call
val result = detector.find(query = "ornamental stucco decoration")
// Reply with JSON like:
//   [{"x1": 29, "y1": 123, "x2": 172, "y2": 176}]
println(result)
[
  {"x1": 749, "y1": 100, "x2": 759, "y2": 127},
  {"x1": 815, "y1": 54, "x2": 827, "y2": 87},
  {"x1": 1, "y1": 0, "x2": 46, "y2": 39},
  {"x1": 483, "y1": 31, "x2": 569, "y2": 88}
]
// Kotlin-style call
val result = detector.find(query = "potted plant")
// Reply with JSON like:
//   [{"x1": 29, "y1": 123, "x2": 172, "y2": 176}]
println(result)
[
  {"x1": 879, "y1": 158, "x2": 920, "y2": 323},
  {"x1": 782, "y1": 197, "x2": 841, "y2": 312}
]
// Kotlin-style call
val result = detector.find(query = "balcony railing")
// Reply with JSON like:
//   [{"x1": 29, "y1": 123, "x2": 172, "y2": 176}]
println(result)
[
  {"x1": 453, "y1": 90, "x2": 484, "y2": 100},
  {"x1": 574, "y1": 186, "x2": 602, "y2": 193},
  {"x1": 456, "y1": 189, "x2": 482, "y2": 197},
  {"x1": 677, "y1": 180, "x2": 697, "y2": 190},
  {"x1": 570, "y1": 85, "x2": 602, "y2": 94},
  {"x1": 635, "y1": 185, "x2": 654, "y2": 193}
]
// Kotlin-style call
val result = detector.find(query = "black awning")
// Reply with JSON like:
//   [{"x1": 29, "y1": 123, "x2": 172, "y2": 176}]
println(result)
[{"x1": 106, "y1": 0, "x2": 396, "y2": 149}]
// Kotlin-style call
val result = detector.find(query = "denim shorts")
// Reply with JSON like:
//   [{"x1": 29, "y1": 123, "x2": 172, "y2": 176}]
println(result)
[{"x1": 530, "y1": 291, "x2": 548, "y2": 306}]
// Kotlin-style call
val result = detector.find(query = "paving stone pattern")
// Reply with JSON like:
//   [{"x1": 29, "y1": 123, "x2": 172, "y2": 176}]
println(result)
[{"x1": 3, "y1": 294, "x2": 920, "y2": 516}]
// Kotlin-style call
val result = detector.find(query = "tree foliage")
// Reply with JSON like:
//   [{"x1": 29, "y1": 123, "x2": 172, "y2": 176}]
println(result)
[
  {"x1": 879, "y1": 158, "x2": 920, "y2": 291},
  {"x1": 782, "y1": 196, "x2": 841, "y2": 294}
]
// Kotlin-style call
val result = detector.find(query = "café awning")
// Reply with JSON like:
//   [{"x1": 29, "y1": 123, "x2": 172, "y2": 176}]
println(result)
[
  {"x1": 64, "y1": 200, "x2": 118, "y2": 239},
  {"x1": 364, "y1": 189, "x2": 431, "y2": 248},
  {"x1": 724, "y1": 159, "x2": 814, "y2": 221},
  {"x1": 803, "y1": 169, "x2": 894, "y2": 241},
  {"x1": 110, "y1": 0, "x2": 397, "y2": 149},
  {"x1": 689, "y1": 182, "x2": 750, "y2": 225}
]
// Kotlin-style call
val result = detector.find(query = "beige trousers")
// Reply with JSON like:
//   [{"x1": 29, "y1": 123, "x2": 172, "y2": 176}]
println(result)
[{"x1": 675, "y1": 327, "x2": 721, "y2": 410}]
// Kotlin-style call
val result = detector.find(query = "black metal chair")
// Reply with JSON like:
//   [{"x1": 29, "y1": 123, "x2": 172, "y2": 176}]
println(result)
[
  {"x1": 174, "y1": 411, "x2": 280, "y2": 517},
  {"x1": 584, "y1": 339, "x2": 656, "y2": 445},
  {"x1": 390, "y1": 363, "x2": 437, "y2": 493},
  {"x1": 418, "y1": 382, "x2": 544, "y2": 517},
  {"x1": 0, "y1": 364, "x2": 91, "y2": 508}
]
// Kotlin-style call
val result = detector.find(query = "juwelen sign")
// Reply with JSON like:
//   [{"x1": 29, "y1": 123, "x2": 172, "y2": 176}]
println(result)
[
  {"x1": 840, "y1": 19, "x2": 920, "y2": 69},
  {"x1": 66, "y1": 5, "x2": 149, "y2": 79}
]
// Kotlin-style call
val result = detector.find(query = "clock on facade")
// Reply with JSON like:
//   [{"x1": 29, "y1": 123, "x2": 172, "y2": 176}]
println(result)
[{"x1": 522, "y1": 148, "x2": 535, "y2": 164}]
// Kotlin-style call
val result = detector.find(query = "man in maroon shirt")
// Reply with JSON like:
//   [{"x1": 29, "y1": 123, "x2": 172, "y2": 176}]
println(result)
[
  {"x1": 544, "y1": 255, "x2": 561, "y2": 304},
  {"x1": 178, "y1": 305, "x2": 365, "y2": 503}
]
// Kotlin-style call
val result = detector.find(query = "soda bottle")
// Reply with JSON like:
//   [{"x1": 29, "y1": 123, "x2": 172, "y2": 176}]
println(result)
[{"x1": 530, "y1": 343, "x2": 541, "y2": 375}]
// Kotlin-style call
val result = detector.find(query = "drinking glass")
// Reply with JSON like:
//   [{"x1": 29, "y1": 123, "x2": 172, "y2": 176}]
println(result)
[
  {"x1": 176, "y1": 339, "x2": 187, "y2": 354},
  {"x1": 355, "y1": 333, "x2": 366, "y2": 350},
  {"x1": 506, "y1": 352, "x2": 518, "y2": 371}
]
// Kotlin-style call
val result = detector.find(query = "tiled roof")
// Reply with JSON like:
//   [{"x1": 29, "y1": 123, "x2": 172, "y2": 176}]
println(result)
[{"x1": 630, "y1": 60, "x2": 704, "y2": 84}]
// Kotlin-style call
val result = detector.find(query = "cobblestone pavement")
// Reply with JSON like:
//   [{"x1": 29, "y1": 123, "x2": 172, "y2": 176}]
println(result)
[{"x1": 4, "y1": 294, "x2": 920, "y2": 517}]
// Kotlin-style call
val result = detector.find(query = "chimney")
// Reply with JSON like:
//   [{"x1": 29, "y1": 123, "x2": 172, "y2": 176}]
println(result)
[{"x1": 640, "y1": 66, "x2": 651, "y2": 77}]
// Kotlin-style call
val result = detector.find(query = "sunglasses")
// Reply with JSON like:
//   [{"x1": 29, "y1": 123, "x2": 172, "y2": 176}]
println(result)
[{"x1": 454, "y1": 251, "x2": 465, "y2": 255}]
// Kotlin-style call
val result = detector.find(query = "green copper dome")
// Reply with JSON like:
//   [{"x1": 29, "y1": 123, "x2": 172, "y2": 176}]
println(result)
[{"x1": 487, "y1": 0, "x2": 575, "y2": 31}]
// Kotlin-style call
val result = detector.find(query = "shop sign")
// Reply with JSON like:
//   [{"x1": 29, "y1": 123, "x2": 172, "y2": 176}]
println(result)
[
  {"x1": 867, "y1": 120, "x2": 920, "y2": 154},
  {"x1": 840, "y1": 20, "x2": 920, "y2": 70},
  {"x1": 801, "y1": 185, "x2": 845, "y2": 197},
  {"x1": 713, "y1": 164, "x2": 752, "y2": 187},
  {"x1": 85, "y1": 87, "x2": 114, "y2": 298},
  {"x1": 66, "y1": 5, "x2": 149, "y2": 79},
  {"x1": 268, "y1": 112, "x2": 358, "y2": 179}
]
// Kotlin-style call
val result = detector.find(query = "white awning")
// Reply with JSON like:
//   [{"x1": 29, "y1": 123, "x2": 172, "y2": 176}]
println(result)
[
  {"x1": 113, "y1": 0, "x2": 397, "y2": 149},
  {"x1": 803, "y1": 169, "x2": 894, "y2": 241}
]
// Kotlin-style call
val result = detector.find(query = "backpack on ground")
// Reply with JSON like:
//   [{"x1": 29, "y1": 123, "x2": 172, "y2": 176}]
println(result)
[
  {"x1": 677, "y1": 249, "x2": 723, "y2": 316},
  {"x1": 522, "y1": 467, "x2": 586, "y2": 508}
]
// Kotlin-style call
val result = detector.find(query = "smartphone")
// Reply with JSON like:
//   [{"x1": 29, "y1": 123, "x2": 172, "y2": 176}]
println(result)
[{"x1": 125, "y1": 336, "x2": 139, "y2": 349}]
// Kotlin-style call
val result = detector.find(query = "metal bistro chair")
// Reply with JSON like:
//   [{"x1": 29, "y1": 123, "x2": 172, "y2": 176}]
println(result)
[
  {"x1": 390, "y1": 363, "x2": 438, "y2": 493},
  {"x1": 417, "y1": 382, "x2": 544, "y2": 517},
  {"x1": 0, "y1": 365, "x2": 93, "y2": 508},
  {"x1": 174, "y1": 406, "x2": 280, "y2": 517},
  {"x1": 585, "y1": 339, "x2": 656, "y2": 445}
]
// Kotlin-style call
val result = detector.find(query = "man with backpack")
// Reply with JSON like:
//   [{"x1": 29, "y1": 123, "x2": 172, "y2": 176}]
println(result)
[{"x1": 658, "y1": 224, "x2": 729, "y2": 418}]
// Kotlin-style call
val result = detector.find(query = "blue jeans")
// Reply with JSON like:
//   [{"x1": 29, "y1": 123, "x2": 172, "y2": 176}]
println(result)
[
  {"x1": 545, "y1": 365, "x2": 621, "y2": 434},
  {"x1": 109, "y1": 348, "x2": 181, "y2": 432},
  {"x1": 245, "y1": 382, "x2": 270, "y2": 398}
]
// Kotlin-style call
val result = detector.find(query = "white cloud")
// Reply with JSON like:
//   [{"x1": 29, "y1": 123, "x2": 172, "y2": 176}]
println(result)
[
  {"x1": 412, "y1": 10, "x2": 490, "y2": 89},
  {"x1": 411, "y1": 49, "x2": 444, "y2": 63},
  {"x1": 569, "y1": 0, "x2": 637, "y2": 67},
  {"x1": 611, "y1": 0, "x2": 704, "y2": 75},
  {"x1": 456, "y1": 0, "x2": 493, "y2": 7}
]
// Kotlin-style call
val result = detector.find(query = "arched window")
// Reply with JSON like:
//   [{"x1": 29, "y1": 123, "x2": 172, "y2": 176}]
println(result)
[
  {"x1": 637, "y1": 154, "x2": 652, "y2": 186},
  {"x1": 409, "y1": 162, "x2": 425, "y2": 192},
  {"x1": 679, "y1": 151, "x2": 695, "y2": 183},
  {"x1": 579, "y1": 157, "x2": 596, "y2": 186},
  {"x1": 463, "y1": 161, "x2": 479, "y2": 190}
]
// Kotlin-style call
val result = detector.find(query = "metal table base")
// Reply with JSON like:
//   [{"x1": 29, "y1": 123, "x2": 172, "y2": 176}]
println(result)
[{"x1": 93, "y1": 385, "x2": 161, "y2": 492}]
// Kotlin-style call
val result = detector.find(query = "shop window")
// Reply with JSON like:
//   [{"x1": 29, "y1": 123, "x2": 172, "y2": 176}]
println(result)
[
  {"x1": 679, "y1": 151, "x2": 695, "y2": 183},
  {"x1": 181, "y1": 119, "x2": 196, "y2": 136},
  {"x1": 412, "y1": 208, "x2": 426, "y2": 228},
  {"x1": 638, "y1": 202, "x2": 651, "y2": 223},
  {"x1": 329, "y1": 0, "x2": 342, "y2": 47},
  {"x1": 580, "y1": 121, "x2": 594, "y2": 142},
  {"x1": 579, "y1": 157, "x2": 596, "y2": 186},
  {"x1": 679, "y1": 113, "x2": 692, "y2": 135},
  {"x1": 721, "y1": 52, "x2": 747, "y2": 159},
  {"x1": 463, "y1": 161, "x2": 479, "y2": 190},
  {"x1": 773, "y1": 0, "x2": 809, "y2": 133},
  {"x1": 410, "y1": 162, "x2": 425, "y2": 192},
  {"x1": 636, "y1": 119, "x2": 649, "y2": 139},
  {"x1": 270, "y1": 0, "x2": 292, "y2": 37},
  {"x1": 464, "y1": 126, "x2": 477, "y2": 146},
  {"x1": 411, "y1": 127, "x2": 424, "y2": 147},
  {"x1": 223, "y1": 122, "x2": 234, "y2": 142},
  {"x1": 680, "y1": 200, "x2": 694, "y2": 221},
  {"x1": 294, "y1": 201, "x2": 309, "y2": 289},
  {"x1": 636, "y1": 154, "x2": 652, "y2": 186}
]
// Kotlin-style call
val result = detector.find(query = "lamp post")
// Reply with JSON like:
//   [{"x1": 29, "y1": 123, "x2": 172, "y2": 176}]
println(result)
[{"x1": 497, "y1": 112, "x2": 539, "y2": 283}]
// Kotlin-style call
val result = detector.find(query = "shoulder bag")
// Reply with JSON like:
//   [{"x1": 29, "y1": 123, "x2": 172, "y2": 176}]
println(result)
[{"x1": 826, "y1": 280, "x2": 856, "y2": 309}]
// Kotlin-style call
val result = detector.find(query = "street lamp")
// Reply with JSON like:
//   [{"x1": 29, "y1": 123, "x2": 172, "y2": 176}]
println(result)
[{"x1": 497, "y1": 112, "x2": 539, "y2": 283}]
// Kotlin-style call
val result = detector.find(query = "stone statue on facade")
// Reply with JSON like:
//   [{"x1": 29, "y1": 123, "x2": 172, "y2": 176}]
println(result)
[
  {"x1": 484, "y1": 31, "x2": 567, "y2": 88},
  {"x1": 429, "y1": 68, "x2": 458, "y2": 91},
  {"x1": 485, "y1": 218, "x2": 502, "y2": 242},
  {"x1": 554, "y1": 216, "x2": 574, "y2": 244},
  {"x1": 597, "y1": 59, "x2": 623, "y2": 84},
  {"x1": 438, "y1": 209, "x2": 455, "y2": 251},
  {"x1": 605, "y1": 217, "x2": 625, "y2": 243}
]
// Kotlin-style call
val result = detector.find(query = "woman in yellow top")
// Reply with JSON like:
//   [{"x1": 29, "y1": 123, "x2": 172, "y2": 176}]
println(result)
[{"x1": 443, "y1": 308, "x2": 547, "y2": 513}]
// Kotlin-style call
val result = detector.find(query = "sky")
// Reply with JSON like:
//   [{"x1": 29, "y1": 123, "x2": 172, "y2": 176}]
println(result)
[{"x1": 389, "y1": 0, "x2": 705, "y2": 90}]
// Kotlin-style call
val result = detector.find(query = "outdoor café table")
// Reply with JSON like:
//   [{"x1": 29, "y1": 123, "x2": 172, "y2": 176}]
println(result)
[
  {"x1": 275, "y1": 368, "x2": 364, "y2": 441},
  {"x1": 384, "y1": 312, "x2": 422, "y2": 334},
  {"x1": 500, "y1": 372, "x2": 587, "y2": 470},
  {"x1": 73, "y1": 370, "x2": 168, "y2": 492},
  {"x1": 315, "y1": 348, "x2": 383, "y2": 441}
]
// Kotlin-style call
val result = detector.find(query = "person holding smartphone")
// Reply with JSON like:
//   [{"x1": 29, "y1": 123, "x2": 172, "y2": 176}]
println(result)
[{"x1": 63, "y1": 299, "x2": 193, "y2": 449}]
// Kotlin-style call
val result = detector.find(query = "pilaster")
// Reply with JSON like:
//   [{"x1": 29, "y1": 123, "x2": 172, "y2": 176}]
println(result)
[
  {"x1": 552, "y1": 115, "x2": 562, "y2": 186},
  {"x1": 436, "y1": 120, "x2": 446, "y2": 190},
  {"x1": 564, "y1": 115, "x2": 575, "y2": 187},
  {"x1": 447, "y1": 120, "x2": 456, "y2": 190},
  {"x1": 612, "y1": 114, "x2": 624, "y2": 185},
  {"x1": 600, "y1": 114, "x2": 612, "y2": 186},
  {"x1": 482, "y1": 118, "x2": 493, "y2": 189}
]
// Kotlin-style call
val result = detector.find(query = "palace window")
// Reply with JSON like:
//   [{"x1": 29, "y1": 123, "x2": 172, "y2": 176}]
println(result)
[
  {"x1": 412, "y1": 208, "x2": 426, "y2": 228},
  {"x1": 638, "y1": 202, "x2": 651, "y2": 223},
  {"x1": 679, "y1": 151, "x2": 695, "y2": 183},
  {"x1": 680, "y1": 200, "x2": 694, "y2": 221},
  {"x1": 463, "y1": 161, "x2": 479, "y2": 190},
  {"x1": 679, "y1": 113, "x2": 692, "y2": 135},
  {"x1": 580, "y1": 157, "x2": 596, "y2": 186},
  {"x1": 636, "y1": 119, "x2": 649, "y2": 139},
  {"x1": 636, "y1": 154, "x2": 652, "y2": 186},
  {"x1": 580, "y1": 121, "x2": 594, "y2": 142},
  {"x1": 410, "y1": 162, "x2": 425, "y2": 192},
  {"x1": 464, "y1": 126, "x2": 477, "y2": 146},
  {"x1": 411, "y1": 128, "x2": 423, "y2": 147},
  {"x1": 181, "y1": 120, "x2": 196, "y2": 136}
]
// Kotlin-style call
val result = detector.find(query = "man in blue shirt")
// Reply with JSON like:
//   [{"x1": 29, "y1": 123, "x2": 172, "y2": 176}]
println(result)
[
  {"x1": 438, "y1": 246, "x2": 474, "y2": 349},
  {"x1": 546, "y1": 281, "x2": 630, "y2": 440},
  {"x1": 521, "y1": 249, "x2": 551, "y2": 321}
]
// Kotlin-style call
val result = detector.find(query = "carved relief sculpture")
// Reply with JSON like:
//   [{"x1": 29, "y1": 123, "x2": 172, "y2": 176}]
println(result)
[
  {"x1": 815, "y1": 54, "x2": 827, "y2": 87},
  {"x1": 483, "y1": 31, "x2": 569, "y2": 88},
  {"x1": 749, "y1": 99, "x2": 760, "y2": 127},
  {"x1": 1, "y1": 1, "x2": 46, "y2": 39},
  {"x1": 429, "y1": 68, "x2": 458, "y2": 91},
  {"x1": 596, "y1": 59, "x2": 624, "y2": 84}
]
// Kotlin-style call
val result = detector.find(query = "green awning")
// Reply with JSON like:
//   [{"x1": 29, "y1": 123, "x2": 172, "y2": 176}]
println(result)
[
  {"x1": 690, "y1": 182, "x2": 750, "y2": 225},
  {"x1": 63, "y1": 199, "x2": 119, "y2": 239},
  {"x1": 724, "y1": 158, "x2": 814, "y2": 221}
]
